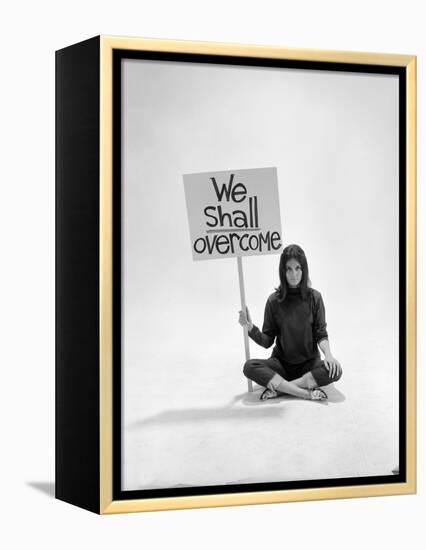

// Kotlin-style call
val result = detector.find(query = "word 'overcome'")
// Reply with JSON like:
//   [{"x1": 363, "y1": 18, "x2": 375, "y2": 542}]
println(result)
[
  {"x1": 194, "y1": 231, "x2": 281, "y2": 254},
  {"x1": 192, "y1": 174, "x2": 282, "y2": 256}
]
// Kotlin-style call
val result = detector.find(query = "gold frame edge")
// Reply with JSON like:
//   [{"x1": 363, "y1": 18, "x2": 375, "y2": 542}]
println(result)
[
  {"x1": 102, "y1": 482, "x2": 415, "y2": 515},
  {"x1": 100, "y1": 35, "x2": 413, "y2": 66},
  {"x1": 100, "y1": 37, "x2": 114, "y2": 513},
  {"x1": 98, "y1": 36, "x2": 417, "y2": 515}
]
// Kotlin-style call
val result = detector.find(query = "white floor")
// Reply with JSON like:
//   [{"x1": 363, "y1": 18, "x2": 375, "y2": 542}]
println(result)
[{"x1": 123, "y1": 333, "x2": 399, "y2": 490}]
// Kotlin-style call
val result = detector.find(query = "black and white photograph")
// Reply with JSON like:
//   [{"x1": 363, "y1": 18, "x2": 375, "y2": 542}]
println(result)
[{"x1": 119, "y1": 53, "x2": 403, "y2": 493}]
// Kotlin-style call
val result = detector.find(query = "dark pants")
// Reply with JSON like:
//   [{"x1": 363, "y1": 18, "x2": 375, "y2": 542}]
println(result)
[{"x1": 243, "y1": 356, "x2": 342, "y2": 388}]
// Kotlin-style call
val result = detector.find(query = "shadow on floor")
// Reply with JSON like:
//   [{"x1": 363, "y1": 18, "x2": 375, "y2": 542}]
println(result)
[
  {"x1": 127, "y1": 400, "x2": 285, "y2": 429},
  {"x1": 324, "y1": 384, "x2": 346, "y2": 403},
  {"x1": 26, "y1": 481, "x2": 55, "y2": 498},
  {"x1": 232, "y1": 390, "x2": 300, "y2": 407},
  {"x1": 127, "y1": 384, "x2": 347, "y2": 430}
]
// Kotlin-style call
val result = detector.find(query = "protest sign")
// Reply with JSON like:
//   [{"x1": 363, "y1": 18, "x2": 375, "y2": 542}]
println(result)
[{"x1": 183, "y1": 167, "x2": 282, "y2": 261}]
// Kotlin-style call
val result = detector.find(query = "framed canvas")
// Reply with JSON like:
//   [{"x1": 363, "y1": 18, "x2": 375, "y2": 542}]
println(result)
[{"x1": 55, "y1": 35, "x2": 416, "y2": 514}]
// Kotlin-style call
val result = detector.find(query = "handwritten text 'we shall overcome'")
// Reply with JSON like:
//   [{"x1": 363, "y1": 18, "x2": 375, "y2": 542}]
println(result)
[{"x1": 192, "y1": 174, "x2": 282, "y2": 256}]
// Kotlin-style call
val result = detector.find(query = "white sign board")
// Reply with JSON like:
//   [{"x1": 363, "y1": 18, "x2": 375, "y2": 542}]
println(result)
[{"x1": 183, "y1": 167, "x2": 282, "y2": 261}]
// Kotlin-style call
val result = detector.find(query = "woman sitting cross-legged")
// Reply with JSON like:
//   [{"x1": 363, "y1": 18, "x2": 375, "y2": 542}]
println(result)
[{"x1": 239, "y1": 244, "x2": 342, "y2": 402}]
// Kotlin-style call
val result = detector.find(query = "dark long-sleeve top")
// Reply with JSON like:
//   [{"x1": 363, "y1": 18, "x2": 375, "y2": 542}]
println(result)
[{"x1": 248, "y1": 287, "x2": 328, "y2": 365}]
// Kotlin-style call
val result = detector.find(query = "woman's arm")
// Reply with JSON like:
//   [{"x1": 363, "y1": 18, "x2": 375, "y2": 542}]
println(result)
[
  {"x1": 313, "y1": 292, "x2": 328, "y2": 344},
  {"x1": 318, "y1": 339, "x2": 342, "y2": 379},
  {"x1": 238, "y1": 301, "x2": 276, "y2": 349},
  {"x1": 248, "y1": 324, "x2": 275, "y2": 348},
  {"x1": 314, "y1": 293, "x2": 341, "y2": 378}
]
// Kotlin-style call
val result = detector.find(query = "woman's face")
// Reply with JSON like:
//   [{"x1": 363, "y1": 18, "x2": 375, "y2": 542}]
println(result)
[{"x1": 285, "y1": 258, "x2": 302, "y2": 288}]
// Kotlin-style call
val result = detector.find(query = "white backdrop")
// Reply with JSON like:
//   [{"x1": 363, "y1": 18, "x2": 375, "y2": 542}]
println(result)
[{"x1": 1, "y1": 1, "x2": 423, "y2": 549}]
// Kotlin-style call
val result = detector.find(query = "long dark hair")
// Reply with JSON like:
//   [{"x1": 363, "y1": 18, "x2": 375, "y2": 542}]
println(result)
[{"x1": 276, "y1": 244, "x2": 311, "y2": 302}]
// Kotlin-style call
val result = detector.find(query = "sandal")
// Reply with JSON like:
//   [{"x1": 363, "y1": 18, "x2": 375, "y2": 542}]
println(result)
[
  {"x1": 260, "y1": 388, "x2": 278, "y2": 401},
  {"x1": 309, "y1": 387, "x2": 328, "y2": 401}
]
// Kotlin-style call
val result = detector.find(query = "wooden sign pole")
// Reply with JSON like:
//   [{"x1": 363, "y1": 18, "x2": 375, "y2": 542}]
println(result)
[{"x1": 237, "y1": 256, "x2": 253, "y2": 392}]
